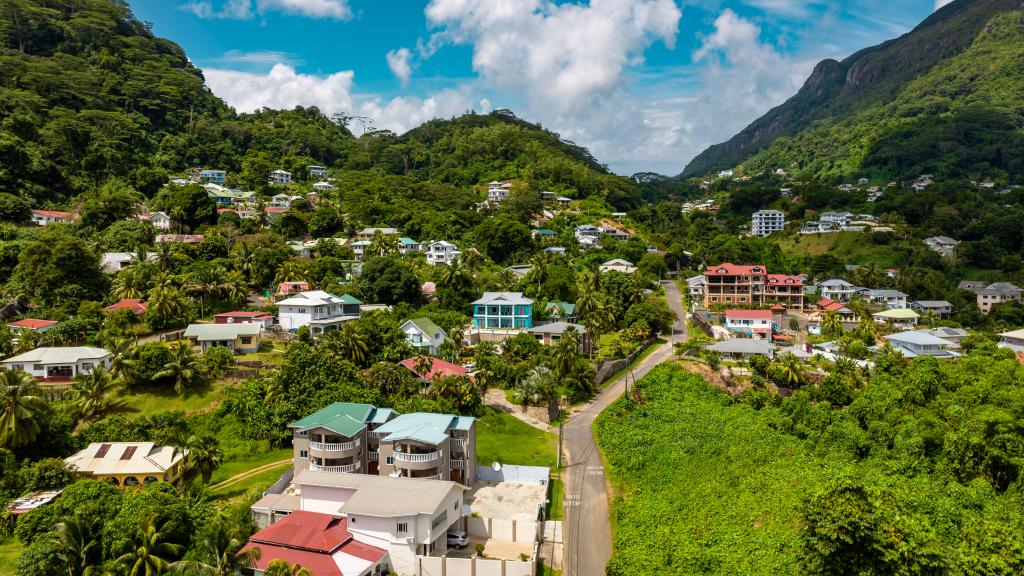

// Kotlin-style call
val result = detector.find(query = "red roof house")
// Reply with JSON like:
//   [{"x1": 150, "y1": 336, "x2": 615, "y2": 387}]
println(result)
[
  {"x1": 240, "y1": 511, "x2": 387, "y2": 576},
  {"x1": 399, "y1": 356, "x2": 470, "y2": 381},
  {"x1": 724, "y1": 310, "x2": 773, "y2": 320},
  {"x1": 214, "y1": 311, "x2": 274, "y2": 328},
  {"x1": 7, "y1": 319, "x2": 59, "y2": 333},
  {"x1": 277, "y1": 281, "x2": 310, "y2": 296},
  {"x1": 103, "y1": 299, "x2": 148, "y2": 316}
]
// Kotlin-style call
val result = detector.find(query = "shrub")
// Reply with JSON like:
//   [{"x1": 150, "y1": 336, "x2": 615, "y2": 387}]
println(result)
[{"x1": 202, "y1": 346, "x2": 235, "y2": 376}]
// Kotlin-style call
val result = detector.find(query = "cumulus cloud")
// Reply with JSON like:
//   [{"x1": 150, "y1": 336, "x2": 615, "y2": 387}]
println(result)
[
  {"x1": 386, "y1": 48, "x2": 413, "y2": 85},
  {"x1": 204, "y1": 64, "x2": 356, "y2": 114},
  {"x1": 182, "y1": 0, "x2": 351, "y2": 20},
  {"x1": 934, "y1": 0, "x2": 954, "y2": 9}
]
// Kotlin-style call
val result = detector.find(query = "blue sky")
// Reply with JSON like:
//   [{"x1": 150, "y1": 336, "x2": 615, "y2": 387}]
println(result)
[{"x1": 128, "y1": 0, "x2": 945, "y2": 175}]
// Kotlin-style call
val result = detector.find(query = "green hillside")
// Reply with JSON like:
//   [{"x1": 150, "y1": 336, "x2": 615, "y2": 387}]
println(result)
[{"x1": 682, "y1": 0, "x2": 1024, "y2": 181}]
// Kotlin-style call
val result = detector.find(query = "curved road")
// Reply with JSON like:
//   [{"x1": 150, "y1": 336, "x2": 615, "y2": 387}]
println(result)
[{"x1": 561, "y1": 280, "x2": 688, "y2": 576}]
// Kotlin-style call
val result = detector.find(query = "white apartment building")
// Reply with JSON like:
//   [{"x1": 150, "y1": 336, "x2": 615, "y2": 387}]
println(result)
[
  {"x1": 487, "y1": 181, "x2": 512, "y2": 202},
  {"x1": 425, "y1": 241, "x2": 461, "y2": 266},
  {"x1": 276, "y1": 290, "x2": 362, "y2": 335},
  {"x1": 2, "y1": 347, "x2": 112, "y2": 380},
  {"x1": 751, "y1": 210, "x2": 785, "y2": 237},
  {"x1": 268, "y1": 169, "x2": 292, "y2": 185}
]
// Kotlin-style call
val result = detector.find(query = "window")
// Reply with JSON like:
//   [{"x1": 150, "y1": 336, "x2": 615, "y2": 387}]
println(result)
[
  {"x1": 454, "y1": 501, "x2": 458, "y2": 511},
  {"x1": 396, "y1": 522, "x2": 408, "y2": 534},
  {"x1": 300, "y1": 450, "x2": 308, "y2": 459},
  {"x1": 298, "y1": 430, "x2": 307, "y2": 437},
  {"x1": 349, "y1": 516, "x2": 356, "y2": 524},
  {"x1": 240, "y1": 336, "x2": 252, "y2": 344},
  {"x1": 386, "y1": 456, "x2": 394, "y2": 465}
]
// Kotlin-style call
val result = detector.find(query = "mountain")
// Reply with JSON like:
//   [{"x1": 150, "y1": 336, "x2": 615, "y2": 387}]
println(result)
[{"x1": 681, "y1": 0, "x2": 1024, "y2": 181}]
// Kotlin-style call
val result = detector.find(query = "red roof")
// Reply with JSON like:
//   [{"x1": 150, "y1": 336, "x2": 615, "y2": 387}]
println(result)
[
  {"x1": 766, "y1": 274, "x2": 804, "y2": 286},
  {"x1": 337, "y1": 539, "x2": 388, "y2": 563},
  {"x1": 705, "y1": 263, "x2": 766, "y2": 276},
  {"x1": 215, "y1": 311, "x2": 272, "y2": 319},
  {"x1": 104, "y1": 299, "x2": 148, "y2": 315},
  {"x1": 31, "y1": 209, "x2": 74, "y2": 218},
  {"x1": 266, "y1": 207, "x2": 287, "y2": 214},
  {"x1": 8, "y1": 319, "x2": 58, "y2": 330},
  {"x1": 816, "y1": 298, "x2": 837, "y2": 308},
  {"x1": 725, "y1": 309, "x2": 773, "y2": 320},
  {"x1": 240, "y1": 512, "x2": 386, "y2": 576},
  {"x1": 771, "y1": 304, "x2": 786, "y2": 311},
  {"x1": 399, "y1": 357, "x2": 470, "y2": 380}
]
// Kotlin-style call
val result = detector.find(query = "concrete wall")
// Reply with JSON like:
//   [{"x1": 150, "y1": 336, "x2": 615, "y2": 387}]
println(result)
[
  {"x1": 414, "y1": 556, "x2": 535, "y2": 576},
  {"x1": 475, "y1": 464, "x2": 549, "y2": 485},
  {"x1": 467, "y1": 516, "x2": 539, "y2": 545}
]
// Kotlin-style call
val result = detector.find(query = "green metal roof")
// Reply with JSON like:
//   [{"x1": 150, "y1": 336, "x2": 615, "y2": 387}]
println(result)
[
  {"x1": 407, "y1": 318, "x2": 450, "y2": 342},
  {"x1": 288, "y1": 403, "x2": 376, "y2": 436},
  {"x1": 374, "y1": 412, "x2": 461, "y2": 445},
  {"x1": 452, "y1": 416, "x2": 476, "y2": 431},
  {"x1": 534, "y1": 228, "x2": 556, "y2": 235},
  {"x1": 398, "y1": 237, "x2": 418, "y2": 245},
  {"x1": 337, "y1": 293, "x2": 363, "y2": 305},
  {"x1": 546, "y1": 301, "x2": 576, "y2": 316},
  {"x1": 367, "y1": 408, "x2": 397, "y2": 424}
]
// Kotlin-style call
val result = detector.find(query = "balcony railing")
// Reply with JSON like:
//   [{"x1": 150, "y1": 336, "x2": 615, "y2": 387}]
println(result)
[
  {"x1": 422, "y1": 473, "x2": 444, "y2": 481},
  {"x1": 394, "y1": 450, "x2": 442, "y2": 463},
  {"x1": 450, "y1": 438, "x2": 467, "y2": 449},
  {"x1": 450, "y1": 459, "x2": 466, "y2": 469},
  {"x1": 309, "y1": 462, "x2": 361, "y2": 473},
  {"x1": 309, "y1": 439, "x2": 359, "y2": 452},
  {"x1": 368, "y1": 451, "x2": 378, "y2": 461}
]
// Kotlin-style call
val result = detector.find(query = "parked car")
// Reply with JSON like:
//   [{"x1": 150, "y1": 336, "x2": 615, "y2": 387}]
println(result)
[{"x1": 447, "y1": 530, "x2": 469, "y2": 549}]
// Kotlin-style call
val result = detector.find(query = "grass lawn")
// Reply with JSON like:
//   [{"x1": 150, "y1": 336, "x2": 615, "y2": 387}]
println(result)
[
  {"x1": 778, "y1": 231, "x2": 904, "y2": 266},
  {"x1": 0, "y1": 538, "x2": 19, "y2": 576},
  {"x1": 476, "y1": 407, "x2": 557, "y2": 468},
  {"x1": 208, "y1": 446, "x2": 293, "y2": 486},
  {"x1": 210, "y1": 460, "x2": 293, "y2": 503},
  {"x1": 547, "y1": 474, "x2": 564, "y2": 520},
  {"x1": 235, "y1": 345, "x2": 288, "y2": 365},
  {"x1": 119, "y1": 380, "x2": 230, "y2": 417}
]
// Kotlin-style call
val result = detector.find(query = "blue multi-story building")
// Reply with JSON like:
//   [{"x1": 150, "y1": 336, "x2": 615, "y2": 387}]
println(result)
[
  {"x1": 199, "y1": 169, "x2": 226, "y2": 184},
  {"x1": 472, "y1": 292, "x2": 534, "y2": 330}
]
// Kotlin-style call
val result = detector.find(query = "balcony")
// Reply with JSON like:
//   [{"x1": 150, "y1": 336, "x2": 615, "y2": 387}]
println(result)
[
  {"x1": 423, "y1": 473, "x2": 444, "y2": 481},
  {"x1": 450, "y1": 459, "x2": 466, "y2": 469},
  {"x1": 309, "y1": 439, "x2": 360, "y2": 452},
  {"x1": 394, "y1": 450, "x2": 442, "y2": 463},
  {"x1": 309, "y1": 462, "x2": 361, "y2": 473},
  {"x1": 450, "y1": 438, "x2": 467, "y2": 450},
  {"x1": 368, "y1": 451, "x2": 378, "y2": 461}
]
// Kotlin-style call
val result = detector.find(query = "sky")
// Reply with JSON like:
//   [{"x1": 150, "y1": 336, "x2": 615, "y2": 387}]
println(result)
[{"x1": 128, "y1": 0, "x2": 947, "y2": 176}]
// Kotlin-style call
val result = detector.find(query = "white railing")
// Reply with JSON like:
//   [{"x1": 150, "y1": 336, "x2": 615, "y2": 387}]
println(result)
[
  {"x1": 450, "y1": 459, "x2": 466, "y2": 469},
  {"x1": 370, "y1": 431, "x2": 388, "y2": 440},
  {"x1": 394, "y1": 451, "x2": 442, "y2": 463},
  {"x1": 422, "y1": 473, "x2": 444, "y2": 480},
  {"x1": 368, "y1": 451, "x2": 379, "y2": 461},
  {"x1": 450, "y1": 438, "x2": 468, "y2": 449},
  {"x1": 310, "y1": 462, "x2": 360, "y2": 473},
  {"x1": 309, "y1": 439, "x2": 359, "y2": 452}
]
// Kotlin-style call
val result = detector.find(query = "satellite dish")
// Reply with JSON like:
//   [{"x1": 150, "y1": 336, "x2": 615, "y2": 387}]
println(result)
[{"x1": 491, "y1": 462, "x2": 501, "y2": 472}]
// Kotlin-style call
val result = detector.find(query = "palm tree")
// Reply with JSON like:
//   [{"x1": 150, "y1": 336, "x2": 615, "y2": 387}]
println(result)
[
  {"x1": 155, "y1": 344, "x2": 205, "y2": 396},
  {"x1": 366, "y1": 231, "x2": 400, "y2": 257},
  {"x1": 222, "y1": 271, "x2": 249, "y2": 306},
  {"x1": 168, "y1": 517, "x2": 258, "y2": 575},
  {"x1": 115, "y1": 515, "x2": 185, "y2": 576},
  {"x1": 185, "y1": 266, "x2": 230, "y2": 318},
  {"x1": 263, "y1": 560, "x2": 312, "y2": 576},
  {"x1": 0, "y1": 370, "x2": 50, "y2": 449},
  {"x1": 231, "y1": 241, "x2": 254, "y2": 280},
  {"x1": 857, "y1": 263, "x2": 882, "y2": 288},
  {"x1": 773, "y1": 352, "x2": 805, "y2": 388},
  {"x1": 49, "y1": 514, "x2": 103, "y2": 576},
  {"x1": 66, "y1": 367, "x2": 124, "y2": 422},
  {"x1": 821, "y1": 310, "x2": 844, "y2": 337},
  {"x1": 147, "y1": 283, "x2": 190, "y2": 329},
  {"x1": 170, "y1": 433, "x2": 224, "y2": 485},
  {"x1": 274, "y1": 260, "x2": 310, "y2": 285},
  {"x1": 153, "y1": 242, "x2": 176, "y2": 273},
  {"x1": 113, "y1": 268, "x2": 147, "y2": 300},
  {"x1": 674, "y1": 333, "x2": 712, "y2": 357},
  {"x1": 327, "y1": 323, "x2": 369, "y2": 366},
  {"x1": 413, "y1": 354, "x2": 434, "y2": 379},
  {"x1": 106, "y1": 337, "x2": 137, "y2": 382}
]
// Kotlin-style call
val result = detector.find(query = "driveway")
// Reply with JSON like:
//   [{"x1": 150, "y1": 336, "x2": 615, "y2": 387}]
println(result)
[{"x1": 561, "y1": 280, "x2": 687, "y2": 576}]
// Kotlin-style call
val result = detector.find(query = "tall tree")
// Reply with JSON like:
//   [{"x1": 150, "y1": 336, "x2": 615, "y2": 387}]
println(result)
[
  {"x1": 0, "y1": 369, "x2": 50, "y2": 449},
  {"x1": 114, "y1": 515, "x2": 185, "y2": 576},
  {"x1": 154, "y1": 345, "x2": 205, "y2": 396}
]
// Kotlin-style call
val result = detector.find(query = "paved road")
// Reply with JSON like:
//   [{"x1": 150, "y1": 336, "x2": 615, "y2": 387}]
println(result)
[{"x1": 561, "y1": 280, "x2": 688, "y2": 576}]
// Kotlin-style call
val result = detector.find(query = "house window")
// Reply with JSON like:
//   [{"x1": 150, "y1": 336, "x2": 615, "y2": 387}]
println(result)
[
  {"x1": 396, "y1": 522, "x2": 409, "y2": 534},
  {"x1": 300, "y1": 450, "x2": 308, "y2": 459},
  {"x1": 454, "y1": 502, "x2": 458, "y2": 511},
  {"x1": 350, "y1": 516, "x2": 356, "y2": 524},
  {"x1": 386, "y1": 456, "x2": 394, "y2": 465},
  {"x1": 298, "y1": 430, "x2": 307, "y2": 437},
  {"x1": 240, "y1": 336, "x2": 252, "y2": 344}
]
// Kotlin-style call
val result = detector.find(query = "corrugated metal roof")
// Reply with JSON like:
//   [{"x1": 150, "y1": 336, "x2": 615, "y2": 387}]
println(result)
[
  {"x1": 183, "y1": 323, "x2": 261, "y2": 340},
  {"x1": 2, "y1": 347, "x2": 111, "y2": 365},
  {"x1": 289, "y1": 403, "x2": 376, "y2": 431},
  {"x1": 294, "y1": 470, "x2": 466, "y2": 516},
  {"x1": 64, "y1": 442, "x2": 185, "y2": 476},
  {"x1": 374, "y1": 412, "x2": 459, "y2": 445}
]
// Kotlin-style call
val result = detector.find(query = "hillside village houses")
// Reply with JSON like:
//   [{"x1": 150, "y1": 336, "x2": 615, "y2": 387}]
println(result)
[
  {"x1": 472, "y1": 292, "x2": 534, "y2": 332},
  {"x1": 308, "y1": 165, "x2": 329, "y2": 178},
  {"x1": 884, "y1": 330, "x2": 960, "y2": 359},
  {"x1": 356, "y1": 227, "x2": 399, "y2": 241},
  {"x1": 64, "y1": 442, "x2": 188, "y2": 488},
  {"x1": 818, "y1": 279, "x2": 859, "y2": 302},
  {"x1": 401, "y1": 318, "x2": 451, "y2": 355},
  {"x1": 313, "y1": 180, "x2": 335, "y2": 192},
  {"x1": 100, "y1": 252, "x2": 156, "y2": 274},
  {"x1": 30, "y1": 209, "x2": 76, "y2": 226},
  {"x1": 751, "y1": 209, "x2": 785, "y2": 237},
  {"x1": 198, "y1": 168, "x2": 226, "y2": 184},
  {"x1": 487, "y1": 181, "x2": 512, "y2": 202},
  {"x1": 2, "y1": 347, "x2": 112, "y2": 381},
  {"x1": 703, "y1": 263, "x2": 805, "y2": 310},
  {"x1": 999, "y1": 328, "x2": 1024, "y2": 355},
  {"x1": 268, "y1": 169, "x2": 292, "y2": 185},
  {"x1": 599, "y1": 259, "x2": 637, "y2": 274},
  {"x1": 911, "y1": 300, "x2": 954, "y2": 318},
  {"x1": 183, "y1": 323, "x2": 262, "y2": 354},
  {"x1": 924, "y1": 236, "x2": 960, "y2": 257},
  {"x1": 960, "y1": 281, "x2": 1024, "y2": 314},
  {"x1": 103, "y1": 298, "x2": 148, "y2": 316},
  {"x1": 277, "y1": 290, "x2": 363, "y2": 335},
  {"x1": 867, "y1": 289, "x2": 909, "y2": 310},
  {"x1": 8, "y1": 318, "x2": 59, "y2": 334},
  {"x1": 724, "y1": 310, "x2": 775, "y2": 340}
]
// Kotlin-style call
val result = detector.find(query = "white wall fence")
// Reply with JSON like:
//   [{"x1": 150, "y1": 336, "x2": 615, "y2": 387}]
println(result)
[
  {"x1": 475, "y1": 465, "x2": 549, "y2": 485},
  {"x1": 467, "y1": 516, "x2": 538, "y2": 545},
  {"x1": 415, "y1": 553, "x2": 535, "y2": 576}
]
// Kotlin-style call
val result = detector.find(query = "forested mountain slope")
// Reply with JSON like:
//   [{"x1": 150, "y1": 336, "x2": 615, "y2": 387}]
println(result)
[{"x1": 682, "y1": 0, "x2": 1024, "y2": 181}]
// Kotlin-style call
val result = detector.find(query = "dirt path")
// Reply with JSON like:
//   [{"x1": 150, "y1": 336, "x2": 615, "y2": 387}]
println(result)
[
  {"x1": 208, "y1": 458, "x2": 292, "y2": 493},
  {"x1": 483, "y1": 388, "x2": 555, "y2": 432}
]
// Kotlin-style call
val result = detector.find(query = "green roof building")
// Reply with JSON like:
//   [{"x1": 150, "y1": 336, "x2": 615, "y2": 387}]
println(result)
[{"x1": 401, "y1": 318, "x2": 451, "y2": 355}]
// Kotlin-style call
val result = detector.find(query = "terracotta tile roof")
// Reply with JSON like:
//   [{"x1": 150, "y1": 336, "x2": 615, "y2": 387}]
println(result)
[
  {"x1": 104, "y1": 299, "x2": 148, "y2": 315},
  {"x1": 705, "y1": 263, "x2": 766, "y2": 276},
  {"x1": 399, "y1": 356, "x2": 469, "y2": 380},
  {"x1": 725, "y1": 309, "x2": 773, "y2": 320},
  {"x1": 250, "y1": 511, "x2": 351, "y2": 553},
  {"x1": 31, "y1": 209, "x2": 74, "y2": 218},
  {"x1": 766, "y1": 274, "x2": 804, "y2": 285},
  {"x1": 8, "y1": 319, "x2": 58, "y2": 330}
]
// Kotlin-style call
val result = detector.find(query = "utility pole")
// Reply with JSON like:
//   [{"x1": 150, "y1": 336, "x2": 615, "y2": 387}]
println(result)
[{"x1": 557, "y1": 424, "x2": 563, "y2": 469}]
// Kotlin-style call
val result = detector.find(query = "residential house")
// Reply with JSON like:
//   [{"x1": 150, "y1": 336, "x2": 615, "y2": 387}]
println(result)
[
  {"x1": 472, "y1": 292, "x2": 534, "y2": 330},
  {"x1": 277, "y1": 281, "x2": 311, "y2": 296},
  {"x1": 574, "y1": 225, "x2": 602, "y2": 248},
  {"x1": 686, "y1": 275, "x2": 706, "y2": 301},
  {"x1": 103, "y1": 299, "x2": 147, "y2": 316},
  {"x1": 527, "y1": 322, "x2": 593, "y2": 352},
  {"x1": 704, "y1": 339, "x2": 775, "y2": 360},
  {"x1": 819, "y1": 211, "x2": 854, "y2": 227},
  {"x1": 868, "y1": 289, "x2": 908, "y2": 310},
  {"x1": 30, "y1": 209, "x2": 75, "y2": 226},
  {"x1": 555, "y1": 196, "x2": 573, "y2": 207},
  {"x1": 100, "y1": 252, "x2": 155, "y2": 274},
  {"x1": 923, "y1": 236, "x2": 959, "y2": 257},
  {"x1": 183, "y1": 323, "x2": 262, "y2": 354},
  {"x1": 718, "y1": 169, "x2": 734, "y2": 178},
  {"x1": 276, "y1": 290, "x2": 362, "y2": 335},
  {"x1": 958, "y1": 280, "x2": 987, "y2": 292},
  {"x1": 155, "y1": 234, "x2": 203, "y2": 244},
  {"x1": 149, "y1": 211, "x2": 171, "y2": 230},
  {"x1": 397, "y1": 238, "x2": 422, "y2": 254},
  {"x1": 65, "y1": 442, "x2": 187, "y2": 488},
  {"x1": 599, "y1": 225, "x2": 632, "y2": 241},
  {"x1": 356, "y1": 228, "x2": 399, "y2": 241},
  {"x1": 308, "y1": 165, "x2": 330, "y2": 178},
  {"x1": 919, "y1": 327, "x2": 969, "y2": 345},
  {"x1": 268, "y1": 169, "x2": 292, "y2": 185},
  {"x1": 401, "y1": 318, "x2": 450, "y2": 355},
  {"x1": 724, "y1": 310, "x2": 775, "y2": 340},
  {"x1": 399, "y1": 357, "x2": 470, "y2": 384},
  {"x1": 533, "y1": 228, "x2": 557, "y2": 240},
  {"x1": 543, "y1": 246, "x2": 566, "y2": 254},
  {"x1": 751, "y1": 210, "x2": 785, "y2": 237},
  {"x1": 313, "y1": 181, "x2": 334, "y2": 192},
  {"x1": 289, "y1": 403, "x2": 397, "y2": 477},
  {"x1": 975, "y1": 282, "x2": 1023, "y2": 314},
  {"x1": 599, "y1": 259, "x2": 637, "y2": 274},
  {"x1": 816, "y1": 299, "x2": 857, "y2": 324},
  {"x1": 270, "y1": 193, "x2": 292, "y2": 208},
  {"x1": 540, "y1": 191, "x2": 556, "y2": 202},
  {"x1": 872, "y1": 308, "x2": 919, "y2": 328},
  {"x1": 505, "y1": 265, "x2": 532, "y2": 279},
  {"x1": 241, "y1": 511, "x2": 389, "y2": 576},
  {"x1": 7, "y1": 319, "x2": 58, "y2": 334},
  {"x1": 199, "y1": 169, "x2": 226, "y2": 184},
  {"x1": 543, "y1": 301, "x2": 577, "y2": 322},
  {"x1": 285, "y1": 240, "x2": 310, "y2": 258},
  {"x1": 214, "y1": 311, "x2": 275, "y2": 329},
  {"x1": 884, "y1": 331, "x2": 960, "y2": 359},
  {"x1": 425, "y1": 241, "x2": 461, "y2": 266},
  {"x1": 818, "y1": 279, "x2": 858, "y2": 302},
  {"x1": 2, "y1": 347, "x2": 112, "y2": 381},
  {"x1": 998, "y1": 328, "x2": 1024, "y2": 355},
  {"x1": 351, "y1": 240, "x2": 371, "y2": 259},
  {"x1": 704, "y1": 264, "x2": 804, "y2": 309},
  {"x1": 911, "y1": 300, "x2": 954, "y2": 318},
  {"x1": 487, "y1": 181, "x2": 512, "y2": 202}
]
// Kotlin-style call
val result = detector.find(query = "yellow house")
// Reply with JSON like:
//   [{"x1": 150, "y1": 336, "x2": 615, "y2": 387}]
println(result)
[
  {"x1": 183, "y1": 322, "x2": 262, "y2": 354},
  {"x1": 64, "y1": 442, "x2": 187, "y2": 488}
]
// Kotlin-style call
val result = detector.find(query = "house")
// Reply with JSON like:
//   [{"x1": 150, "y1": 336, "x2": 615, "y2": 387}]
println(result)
[
  {"x1": 884, "y1": 331, "x2": 960, "y2": 359},
  {"x1": 155, "y1": 234, "x2": 203, "y2": 244},
  {"x1": 206, "y1": 187, "x2": 256, "y2": 206},
  {"x1": 276, "y1": 290, "x2": 362, "y2": 335},
  {"x1": 543, "y1": 301, "x2": 577, "y2": 322},
  {"x1": 911, "y1": 300, "x2": 953, "y2": 318},
  {"x1": 533, "y1": 228, "x2": 557, "y2": 240},
  {"x1": 103, "y1": 299, "x2": 148, "y2": 316},
  {"x1": 599, "y1": 259, "x2": 637, "y2": 274},
  {"x1": 818, "y1": 279, "x2": 858, "y2": 302},
  {"x1": 277, "y1": 281, "x2": 310, "y2": 296},
  {"x1": 998, "y1": 328, "x2": 1024, "y2": 355},
  {"x1": 241, "y1": 511, "x2": 389, "y2": 576},
  {"x1": 214, "y1": 311, "x2": 274, "y2": 329},
  {"x1": 816, "y1": 299, "x2": 857, "y2": 323},
  {"x1": 718, "y1": 169, "x2": 734, "y2": 178},
  {"x1": 199, "y1": 169, "x2": 226, "y2": 184},
  {"x1": 309, "y1": 165, "x2": 330, "y2": 178},
  {"x1": 958, "y1": 280, "x2": 987, "y2": 292},
  {"x1": 975, "y1": 282, "x2": 1023, "y2": 314},
  {"x1": 704, "y1": 339, "x2": 775, "y2": 360},
  {"x1": 7, "y1": 319, "x2": 58, "y2": 334},
  {"x1": 555, "y1": 196, "x2": 572, "y2": 207},
  {"x1": 704, "y1": 263, "x2": 804, "y2": 310},
  {"x1": 270, "y1": 193, "x2": 292, "y2": 208},
  {"x1": 505, "y1": 265, "x2": 532, "y2": 279},
  {"x1": 919, "y1": 327, "x2": 969, "y2": 345},
  {"x1": 397, "y1": 238, "x2": 422, "y2": 254},
  {"x1": 872, "y1": 308, "x2": 919, "y2": 328},
  {"x1": 599, "y1": 225, "x2": 632, "y2": 241},
  {"x1": 313, "y1": 181, "x2": 334, "y2": 192},
  {"x1": 30, "y1": 209, "x2": 75, "y2": 226},
  {"x1": 288, "y1": 403, "x2": 476, "y2": 485},
  {"x1": 527, "y1": 322, "x2": 593, "y2": 352},
  {"x1": 149, "y1": 211, "x2": 170, "y2": 230},
  {"x1": 724, "y1": 310, "x2": 775, "y2": 340},
  {"x1": 868, "y1": 289, "x2": 908, "y2": 310},
  {"x1": 100, "y1": 252, "x2": 155, "y2": 274},
  {"x1": 356, "y1": 228, "x2": 399, "y2": 241},
  {"x1": 183, "y1": 323, "x2": 262, "y2": 354},
  {"x1": 574, "y1": 225, "x2": 602, "y2": 247},
  {"x1": 751, "y1": 210, "x2": 785, "y2": 237},
  {"x1": 472, "y1": 292, "x2": 534, "y2": 330},
  {"x1": 923, "y1": 236, "x2": 959, "y2": 257},
  {"x1": 350, "y1": 240, "x2": 371, "y2": 259},
  {"x1": 819, "y1": 212, "x2": 854, "y2": 227},
  {"x1": 543, "y1": 246, "x2": 566, "y2": 254},
  {"x1": 268, "y1": 169, "x2": 292, "y2": 185},
  {"x1": 401, "y1": 318, "x2": 450, "y2": 355},
  {"x1": 64, "y1": 442, "x2": 186, "y2": 488},
  {"x1": 399, "y1": 357, "x2": 470, "y2": 383},
  {"x1": 2, "y1": 347, "x2": 112, "y2": 381},
  {"x1": 686, "y1": 275, "x2": 706, "y2": 301},
  {"x1": 487, "y1": 181, "x2": 512, "y2": 202},
  {"x1": 8, "y1": 490, "x2": 62, "y2": 517}
]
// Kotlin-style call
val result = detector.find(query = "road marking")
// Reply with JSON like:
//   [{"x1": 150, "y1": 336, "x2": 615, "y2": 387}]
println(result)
[{"x1": 586, "y1": 465, "x2": 604, "y2": 475}]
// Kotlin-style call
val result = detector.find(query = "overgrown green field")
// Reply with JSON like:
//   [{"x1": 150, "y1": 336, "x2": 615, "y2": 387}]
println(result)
[
  {"x1": 778, "y1": 231, "x2": 904, "y2": 266},
  {"x1": 476, "y1": 408, "x2": 557, "y2": 468}
]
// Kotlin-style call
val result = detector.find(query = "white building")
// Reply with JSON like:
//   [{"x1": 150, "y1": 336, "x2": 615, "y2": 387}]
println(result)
[
  {"x1": 148, "y1": 211, "x2": 171, "y2": 230},
  {"x1": 818, "y1": 279, "x2": 858, "y2": 302},
  {"x1": 100, "y1": 252, "x2": 156, "y2": 274},
  {"x1": 868, "y1": 289, "x2": 908, "y2": 310},
  {"x1": 270, "y1": 193, "x2": 292, "y2": 208},
  {"x1": 276, "y1": 291, "x2": 362, "y2": 336},
  {"x1": 308, "y1": 165, "x2": 329, "y2": 178},
  {"x1": 487, "y1": 181, "x2": 511, "y2": 202},
  {"x1": 30, "y1": 210, "x2": 75, "y2": 226},
  {"x1": 923, "y1": 236, "x2": 959, "y2": 257},
  {"x1": 751, "y1": 210, "x2": 785, "y2": 237},
  {"x1": 724, "y1": 310, "x2": 774, "y2": 339},
  {"x1": 426, "y1": 241, "x2": 461, "y2": 266},
  {"x1": 2, "y1": 347, "x2": 112, "y2": 380},
  {"x1": 313, "y1": 181, "x2": 334, "y2": 192},
  {"x1": 819, "y1": 212, "x2": 854, "y2": 227},
  {"x1": 268, "y1": 170, "x2": 292, "y2": 185}
]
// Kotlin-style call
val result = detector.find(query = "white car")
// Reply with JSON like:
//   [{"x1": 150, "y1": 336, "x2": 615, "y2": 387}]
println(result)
[{"x1": 447, "y1": 530, "x2": 469, "y2": 549}]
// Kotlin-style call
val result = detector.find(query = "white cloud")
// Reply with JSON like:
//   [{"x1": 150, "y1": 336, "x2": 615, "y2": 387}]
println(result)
[
  {"x1": 386, "y1": 48, "x2": 413, "y2": 85},
  {"x1": 181, "y1": 0, "x2": 351, "y2": 20},
  {"x1": 934, "y1": 0, "x2": 954, "y2": 9},
  {"x1": 204, "y1": 64, "x2": 355, "y2": 114}
]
